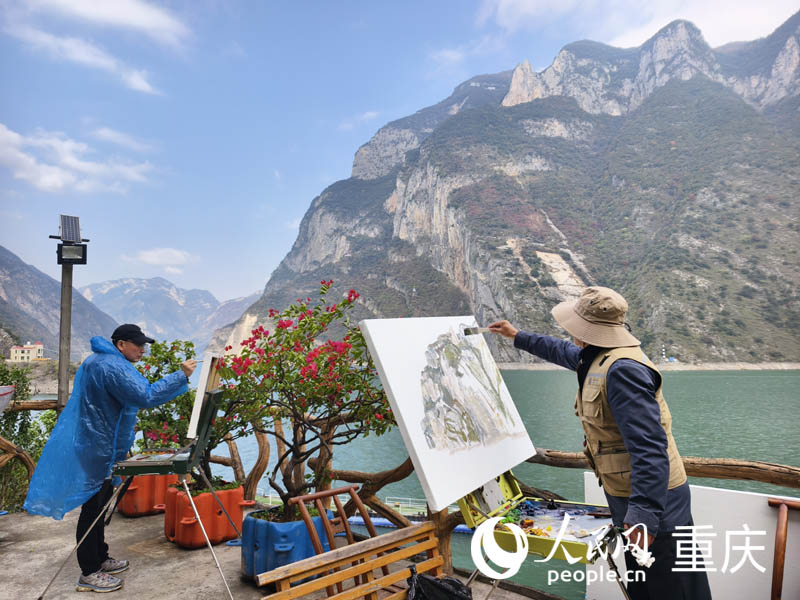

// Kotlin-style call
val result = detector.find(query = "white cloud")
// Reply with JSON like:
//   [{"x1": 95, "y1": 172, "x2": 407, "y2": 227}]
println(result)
[
  {"x1": 286, "y1": 217, "x2": 302, "y2": 230},
  {"x1": 428, "y1": 34, "x2": 506, "y2": 76},
  {"x1": 477, "y1": 0, "x2": 580, "y2": 31},
  {"x1": 478, "y1": 0, "x2": 799, "y2": 48},
  {"x1": 91, "y1": 127, "x2": 154, "y2": 153},
  {"x1": 273, "y1": 169, "x2": 282, "y2": 181},
  {"x1": 606, "y1": 1, "x2": 800, "y2": 48},
  {"x1": 26, "y1": 0, "x2": 189, "y2": 48},
  {"x1": 5, "y1": 25, "x2": 160, "y2": 93},
  {"x1": 0, "y1": 122, "x2": 153, "y2": 193},
  {"x1": 123, "y1": 248, "x2": 195, "y2": 273},
  {"x1": 337, "y1": 110, "x2": 380, "y2": 132}
]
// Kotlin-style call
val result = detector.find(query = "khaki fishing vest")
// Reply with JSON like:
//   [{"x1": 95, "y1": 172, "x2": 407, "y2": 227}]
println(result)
[{"x1": 577, "y1": 346, "x2": 687, "y2": 497}]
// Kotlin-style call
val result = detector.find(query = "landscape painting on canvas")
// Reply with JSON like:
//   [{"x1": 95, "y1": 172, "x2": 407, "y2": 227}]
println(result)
[{"x1": 360, "y1": 316, "x2": 535, "y2": 512}]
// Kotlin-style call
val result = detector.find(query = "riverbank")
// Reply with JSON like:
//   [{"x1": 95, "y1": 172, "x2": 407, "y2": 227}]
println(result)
[
  {"x1": 5, "y1": 359, "x2": 76, "y2": 395},
  {"x1": 498, "y1": 361, "x2": 800, "y2": 371},
  {"x1": 20, "y1": 358, "x2": 800, "y2": 397}
]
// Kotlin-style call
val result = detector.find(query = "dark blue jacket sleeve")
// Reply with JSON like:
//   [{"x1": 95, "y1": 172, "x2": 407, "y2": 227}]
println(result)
[
  {"x1": 513, "y1": 332, "x2": 581, "y2": 371},
  {"x1": 606, "y1": 359, "x2": 669, "y2": 536}
]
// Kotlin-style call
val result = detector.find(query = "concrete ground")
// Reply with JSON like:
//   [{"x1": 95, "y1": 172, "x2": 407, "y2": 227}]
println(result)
[{"x1": 0, "y1": 509, "x2": 532, "y2": 600}]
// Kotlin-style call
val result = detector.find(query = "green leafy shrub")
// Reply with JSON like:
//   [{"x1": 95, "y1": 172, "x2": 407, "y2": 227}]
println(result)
[{"x1": 0, "y1": 362, "x2": 56, "y2": 511}]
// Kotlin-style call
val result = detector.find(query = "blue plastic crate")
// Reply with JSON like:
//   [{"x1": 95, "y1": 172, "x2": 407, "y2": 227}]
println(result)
[{"x1": 241, "y1": 509, "x2": 332, "y2": 580}]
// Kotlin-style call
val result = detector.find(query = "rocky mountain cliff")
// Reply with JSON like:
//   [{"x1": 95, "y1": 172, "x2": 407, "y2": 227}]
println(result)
[
  {"x1": 81, "y1": 277, "x2": 258, "y2": 352},
  {"x1": 215, "y1": 13, "x2": 800, "y2": 363},
  {"x1": 0, "y1": 246, "x2": 118, "y2": 360},
  {"x1": 502, "y1": 17, "x2": 800, "y2": 114}
]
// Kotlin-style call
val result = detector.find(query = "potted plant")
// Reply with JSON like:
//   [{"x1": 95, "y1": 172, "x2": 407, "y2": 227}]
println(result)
[
  {"x1": 160, "y1": 477, "x2": 254, "y2": 549},
  {"x1": 214, "y1": 281, "x2": 395, "y2": 576},
  {"x1": 130, "y1": 341, "x2": 256, "y2": 544}
]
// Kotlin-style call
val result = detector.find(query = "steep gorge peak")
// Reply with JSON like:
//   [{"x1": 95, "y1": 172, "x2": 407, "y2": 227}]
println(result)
[{"x1": 502, "y1": 14, "x2": 798, "y2": 113}]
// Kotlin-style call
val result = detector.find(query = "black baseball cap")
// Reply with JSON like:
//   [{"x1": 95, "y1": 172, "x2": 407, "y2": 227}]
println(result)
[{"x1": 111, "y1": 324, "x2": 155, "y2": 345}]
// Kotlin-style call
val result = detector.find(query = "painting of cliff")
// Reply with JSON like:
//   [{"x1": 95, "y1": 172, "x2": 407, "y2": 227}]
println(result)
[
  {"x1": 420, "y1": 325, "x2": 522, "y2": 451},
  {"x1": 360, "y1": 315, "x2": 535, "y2": 512}
]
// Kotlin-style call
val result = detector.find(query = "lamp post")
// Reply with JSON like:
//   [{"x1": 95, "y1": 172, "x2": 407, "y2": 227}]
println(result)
[{"x1": 49, "y1": 215, "x2": 89, "y2": 415}]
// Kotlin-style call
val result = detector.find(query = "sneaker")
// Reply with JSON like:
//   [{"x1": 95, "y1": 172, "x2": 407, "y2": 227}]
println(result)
[
  {"x1": 100, "y1": 557, "x2": 130, "y2": 574},
  {"x1": 76, "y1": 570, "x2": 123, "y2": 593}
]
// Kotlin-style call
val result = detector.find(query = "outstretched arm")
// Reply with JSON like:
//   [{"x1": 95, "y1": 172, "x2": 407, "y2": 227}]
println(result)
[
  {"x1": 105, "y1": 363, "x2": 190, "y2": 409},
  {"x1": 489, "y1": 320, "x2": 580, "y2": 371}
]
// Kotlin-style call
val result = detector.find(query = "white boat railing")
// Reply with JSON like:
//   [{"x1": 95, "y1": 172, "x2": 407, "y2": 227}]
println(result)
[{"x1": 254, "y1": 489, "x2": 457, "y2": 514}]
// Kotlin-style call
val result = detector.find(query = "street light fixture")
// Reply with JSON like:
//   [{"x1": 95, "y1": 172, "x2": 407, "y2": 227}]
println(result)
[
  {"x1": 56, "y1": 243, "x2": 88, "y2": 265},
  {"x1": 49, "y1": 215, "x2": 90, "y2": 414}
]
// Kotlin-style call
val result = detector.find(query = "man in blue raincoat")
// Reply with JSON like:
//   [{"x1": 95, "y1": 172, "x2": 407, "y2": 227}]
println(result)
[{"x1": 24, "y1": 324, "x2": 196, "y2": 593}]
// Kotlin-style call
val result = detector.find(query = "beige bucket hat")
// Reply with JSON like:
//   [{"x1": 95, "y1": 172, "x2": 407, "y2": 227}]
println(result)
[{"x1": 551, "y1": 286, "x2": 640, "y2": 348}]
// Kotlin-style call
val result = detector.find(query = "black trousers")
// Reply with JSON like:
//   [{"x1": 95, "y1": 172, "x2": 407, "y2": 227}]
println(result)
[
  {"x1": 76, "y1": 480, "x2": 113, "y2": 576},
  {"x1": 623, "y1": 525, "x2": 713, "y2": 600}
]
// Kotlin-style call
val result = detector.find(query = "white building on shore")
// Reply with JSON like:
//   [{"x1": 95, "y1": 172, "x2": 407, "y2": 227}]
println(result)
[{"x1": 9, "y1": 341, "x2": 46, "y2": 362}]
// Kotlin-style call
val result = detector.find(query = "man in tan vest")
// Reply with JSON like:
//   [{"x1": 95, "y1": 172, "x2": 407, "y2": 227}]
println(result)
[{"x1": 490, "y1": 286, "x2": 711, "y2": 600}]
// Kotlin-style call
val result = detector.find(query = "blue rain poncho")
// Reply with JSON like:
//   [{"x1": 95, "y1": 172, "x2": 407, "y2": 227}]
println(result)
[{"x1": 23, "y1": 336, "x2": 188, "y2": 520}]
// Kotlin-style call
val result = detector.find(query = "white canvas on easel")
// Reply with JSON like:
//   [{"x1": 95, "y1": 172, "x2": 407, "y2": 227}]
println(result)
[
  {"x1": 187, "y1": 352, "x2": 220, "y2": 439},
  {"x1": 360, "y1": 316, "x2": 535, "y2": 512}
]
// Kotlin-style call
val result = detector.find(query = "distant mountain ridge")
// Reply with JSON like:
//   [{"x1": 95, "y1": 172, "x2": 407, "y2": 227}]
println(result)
[
  {"x1": 0, "y1": 246, "x2": 118, "y2": 360},
  {"x1": 213, "y1": 12, "x2": 800, "y2": 364},
  {"x1": 81, "y1": 277, "x2": 258, "y2": 352},
  {"x1": 502, "y1": 16, "x2": 800, "y2": 114}
]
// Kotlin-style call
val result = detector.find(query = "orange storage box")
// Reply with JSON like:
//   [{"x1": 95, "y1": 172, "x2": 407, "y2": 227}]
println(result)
[
  {"x1": 161, "y1": 485, "x2": 255, "y2": 549},
  {"x1": 118, "y1": 474, "x2": 179, "y2": 517}
]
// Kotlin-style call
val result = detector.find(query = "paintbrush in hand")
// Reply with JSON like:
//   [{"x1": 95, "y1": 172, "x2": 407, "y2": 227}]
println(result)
[{"x1": 463, "y1": 327, "x2": 490, "y2": 335}]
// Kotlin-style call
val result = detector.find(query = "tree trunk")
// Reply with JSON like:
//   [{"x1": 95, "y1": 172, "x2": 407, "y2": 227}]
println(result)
[
  {"x1": 428, "y1": 507, "x2": 464, "y2": 575},
  {"x1": 364, "y1": 495, "x2": 412, "y2": 528},
  {"x1": 320, "y1": 457, "x2": 415, "y2": 523},
  {"x1": 243, "y1": 424, "x2": 270, "y2": 501},
  {"x1": 313, "y1": 426, "x2": 335, "y2": 509},
  {"x1": 223, "y1": 433, "x2": 246, "y2": 483},
  {"x1": 273, "y1": 417, "x2": 287, "y2": 470},
  {"x1": 208, "y1": 455, "x2": 234, "y2": 467}
]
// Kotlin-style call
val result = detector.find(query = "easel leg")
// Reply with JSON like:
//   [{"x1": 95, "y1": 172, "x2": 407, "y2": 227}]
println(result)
[
  {"x1": 606, "y1": 554, "x2": 632, "y2": 600},
  {"x1": 195, "y1": 468, "x2": 242, "y2": 537},
  {"x1": 181, "y1": 475, "x2": 235, "y2": 600},
  {"x1": 37, "y1": 482, "x2": 125, "y2": 600},
  {"x1": 104, "y1": 475, "x2": 134, "y2": 526},
  {"x1": 465, "y1": 551, "x2": 501, "y2": 600}
]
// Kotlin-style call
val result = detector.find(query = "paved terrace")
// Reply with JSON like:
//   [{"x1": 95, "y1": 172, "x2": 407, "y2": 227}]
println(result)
[{"x1": 0, "y1": 509, "x2": 559, "y2": 600}]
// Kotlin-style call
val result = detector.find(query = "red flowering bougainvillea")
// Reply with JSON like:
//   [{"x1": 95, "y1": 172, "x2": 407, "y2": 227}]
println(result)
[{"x1": 215, "y1": 281, "x2": 393, "y2": 519}]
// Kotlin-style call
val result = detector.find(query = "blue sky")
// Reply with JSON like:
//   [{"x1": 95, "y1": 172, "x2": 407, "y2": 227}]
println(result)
[{"x1": 1, "y1": 0, "x2": 797, "y2": 301}]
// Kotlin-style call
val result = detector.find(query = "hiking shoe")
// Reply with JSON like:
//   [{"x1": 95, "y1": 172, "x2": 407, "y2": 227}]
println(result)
[
  {"x1": 76, "y1": 570, "x2": 123, "y2": 592},
  {"x1": 100, "y1": 557, "x2": 130, "y2": 574}
]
